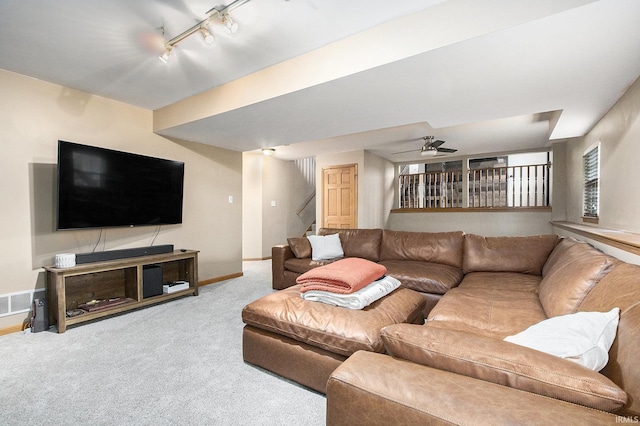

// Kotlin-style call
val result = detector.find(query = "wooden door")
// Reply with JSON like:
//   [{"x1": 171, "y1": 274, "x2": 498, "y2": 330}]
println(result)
[{"x1": 322, "y1": 164, "x2": 357, "y2": 228}]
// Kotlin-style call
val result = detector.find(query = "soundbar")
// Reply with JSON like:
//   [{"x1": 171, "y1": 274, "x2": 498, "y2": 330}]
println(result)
[{"x1": 75, "y1": 245, "x2": 174, "y2": 264}]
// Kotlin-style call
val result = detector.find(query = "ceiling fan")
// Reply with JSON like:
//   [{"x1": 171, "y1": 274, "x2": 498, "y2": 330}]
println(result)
[{"x1": 393, "y1": 136, "x2": 458, "y2": 157}]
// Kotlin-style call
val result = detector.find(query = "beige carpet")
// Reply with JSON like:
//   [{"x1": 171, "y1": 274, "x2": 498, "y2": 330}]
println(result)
[{"x1": 0, "y1": 260, "x2": 325, "y2": 425}]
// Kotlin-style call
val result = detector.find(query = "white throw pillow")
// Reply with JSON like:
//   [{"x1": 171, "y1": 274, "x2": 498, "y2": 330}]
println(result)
[
  {"x1": 307, "y1": 234, "x2": 344, "y2": 261},
  {"x1": 504, "y1": 308, "x2": 620, "y2": 371}
]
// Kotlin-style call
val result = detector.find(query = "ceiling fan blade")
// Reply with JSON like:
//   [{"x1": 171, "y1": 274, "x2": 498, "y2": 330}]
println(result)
[
  {"x1": 392, "y1": 148, "x2": 420, "y2": 155},
  {"x1": 436, "y1": 147, "x2": 458, "y2": 153},
  {"x1": 430, "y1": 139, "x2": 446, "y2": 148}
]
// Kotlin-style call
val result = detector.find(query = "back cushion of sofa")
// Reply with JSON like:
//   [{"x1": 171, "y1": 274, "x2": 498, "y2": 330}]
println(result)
[
  {"x1": 380, "y1": 230, "x2": 464, "y2": 269},
  {"x1": 538, "y1": 238, "x2": 618, "y2": 318},
  {"x1": 462, "y1": 234, "x2": 559, "y2": 275},
  {"x1": 578, "y1": 262, "x2": 640, "y2": 415},
  {"x1": 318, "y1": 228, "x2": 383, "y2": 262},
  {"x1": 287, "y1": 237, "x2": 312, "y2": 258},
  {"x1": 579, "y1": 263, "x2": 640, "y2": 313},
  {"x1": 602, "y1": 302, "x2": 640, "y2": 416}
]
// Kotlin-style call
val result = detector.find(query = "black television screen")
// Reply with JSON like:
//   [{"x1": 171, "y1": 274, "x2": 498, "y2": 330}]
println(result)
[{"x1": 57, "y1": 141, "x2": 184, "y2": 230}]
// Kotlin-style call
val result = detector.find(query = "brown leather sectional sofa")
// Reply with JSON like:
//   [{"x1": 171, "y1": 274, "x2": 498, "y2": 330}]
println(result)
[
  {"x1": 273, "y1": 228, "x2": 470, "y2": 314},
  {"x1": 269, "y1": 228, "x2": 640, "y2": 423}
]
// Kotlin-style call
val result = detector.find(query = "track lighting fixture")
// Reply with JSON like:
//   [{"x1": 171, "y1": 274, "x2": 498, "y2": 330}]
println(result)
[
  {"x1": 158, "y1": 0, "x2": 250, "y2": 63},
  {"x1": 199, "y1": 25, "x2": 215, "y2": 44},
  {"x1": 222, "y1": 14, "x2": 239, "y2": 34}
]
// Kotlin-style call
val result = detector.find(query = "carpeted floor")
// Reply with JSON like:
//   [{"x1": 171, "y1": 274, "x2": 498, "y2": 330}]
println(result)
[{"x1": 0, "y1": 260, "x2": 326, "y2": 425}]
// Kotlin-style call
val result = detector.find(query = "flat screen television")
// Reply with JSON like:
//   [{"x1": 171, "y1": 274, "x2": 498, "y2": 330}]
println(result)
[{"x1": 57, "y1": 140, "x2": 185, "y2": 230}]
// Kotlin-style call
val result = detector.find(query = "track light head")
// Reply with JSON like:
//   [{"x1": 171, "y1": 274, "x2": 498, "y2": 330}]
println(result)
[
  {"x1": 199, "y1": 25, "x2": 215, "y2": 44},
  {"x1": 222, "y1": 14, "x2": 238, "y2": 33},
  {"x1": 159, "y1": 46, "x2": 172, "y2": 63}
]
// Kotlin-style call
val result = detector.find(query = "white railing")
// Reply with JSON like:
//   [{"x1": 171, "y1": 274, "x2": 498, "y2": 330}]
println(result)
[
  {"x1": 399, "y1": 171, "x2": 463, "y2": 208},
  {"x1": 399, "y1": 164, "x2": 549, "y2": 209}
]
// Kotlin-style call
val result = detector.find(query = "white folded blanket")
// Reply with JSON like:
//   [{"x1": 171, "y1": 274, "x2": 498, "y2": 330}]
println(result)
[{"x1": 301, "y1": 275, "x2": 401, "y2": 310}]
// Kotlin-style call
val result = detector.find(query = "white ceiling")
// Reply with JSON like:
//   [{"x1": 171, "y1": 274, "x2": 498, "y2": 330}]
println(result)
[{"x1": 1, "y1": 0, "x2": 639, "y2": 162}]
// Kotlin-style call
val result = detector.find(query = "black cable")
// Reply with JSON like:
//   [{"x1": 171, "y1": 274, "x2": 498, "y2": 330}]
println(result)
[
  {"x1": 92, "y1": 228, "x2": 104, "y2": 253},
  {"x1": 150, "y1": 225, "x2": 161, "y2": 246}
]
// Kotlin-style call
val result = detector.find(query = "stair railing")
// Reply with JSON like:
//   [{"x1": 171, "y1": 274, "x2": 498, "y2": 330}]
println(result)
[{"x1": 296, "y1": 191, "x2": 316, "y2": 216}]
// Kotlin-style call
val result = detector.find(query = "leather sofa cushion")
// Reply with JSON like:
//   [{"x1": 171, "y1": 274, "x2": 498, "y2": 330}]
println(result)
[
  {"x1": 287, "y1": 237, "x2": 311, "y2": 258},
  {"x1": 327, "y1": 351, "x2": 619, "y2": 425},
  {"x1": 539, "y1": 238, "x2": 618, "y2": 318},
  {"x1": 242, "y1": 284, "x2": 425, "y2": 357},
  {"x1": 463, "y1": 234, "x2": 559, "y2": 275},
  {"x1": 604, "y1": 304, "x2": 640, "y2": 416},
  {"x1": 379, "y1": 260, "x2": 463, "y2": 295},
  {"x1": 580, "y1": 263, "x2": 640, "y2": 313},
  {"x1": 284, "y1": 257, "x2": 335, "y2": 274},
  {"x1": 380, "y1": 230, "x2": 464, "y2": 268},
  {"x1": 579, "y1": 263, "x2": 640, "y2": 415},
  {"x1": 319, "y1": 228, "x2": 383, "y2": 262},
  {"x1": 381, "y1": 324, "x2": 627, "y2": 412},
  {"x1": 427, "y1": 284, "x2": 546, "y2": 339},
  {"x1": 458, "y1": 271, "x2": 541, "y2": 293}
]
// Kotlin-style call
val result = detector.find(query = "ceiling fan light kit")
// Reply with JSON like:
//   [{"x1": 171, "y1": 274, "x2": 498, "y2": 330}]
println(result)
[
  {"x1": 158, "y1": 0, "x2": 250, "y2": 62},
  {"x1": 421, "y1": 146, "x2": 438, "y2": 156}
]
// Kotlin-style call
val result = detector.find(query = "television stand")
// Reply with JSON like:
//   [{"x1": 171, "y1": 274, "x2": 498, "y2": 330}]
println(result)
[{"x1": 44, "y1": 250, "x2": 198, "y2": 333}]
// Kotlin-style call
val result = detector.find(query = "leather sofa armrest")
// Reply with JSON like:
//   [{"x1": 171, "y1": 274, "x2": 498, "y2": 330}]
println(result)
[
  {"x1": 272, "y1": 244, "x2": 294, "y2": 290},
  {"x1": 327, "y1": 351, "x2": 617, "y2": 426},
  {"x1": 381, "y1": 324, "x2": 627, "y2": 412}
]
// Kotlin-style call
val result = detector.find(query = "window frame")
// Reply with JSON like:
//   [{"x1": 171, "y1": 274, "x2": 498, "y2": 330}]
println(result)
[{"x1": 582, "y1": 143, "x2": 600, "y2": 221}]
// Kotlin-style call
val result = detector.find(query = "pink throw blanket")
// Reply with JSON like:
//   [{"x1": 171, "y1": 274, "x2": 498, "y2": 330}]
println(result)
[{"x1": 297, "y1": 258, "x2": 387, "y2": 294}]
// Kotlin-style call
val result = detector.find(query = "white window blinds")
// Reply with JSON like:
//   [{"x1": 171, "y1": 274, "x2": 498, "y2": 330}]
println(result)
[{"x1": 583, "y1": 145, "x2": 599, "y2": 217}]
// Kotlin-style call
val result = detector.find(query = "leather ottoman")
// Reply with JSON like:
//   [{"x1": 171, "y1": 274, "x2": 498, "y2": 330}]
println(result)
[{"x1": 242, "y1": 284, "x2": 425, "y2": 393}]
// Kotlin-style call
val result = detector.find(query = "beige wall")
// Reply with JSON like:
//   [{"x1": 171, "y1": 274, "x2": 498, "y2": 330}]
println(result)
[
  {"x1": 362, "y1": 151, "x2": 396, "y2": 229},
  {"x1": 242, "y1": 154, "x2": 316, "y2": 259},
  {"x1": 550, "y1": 76, "x2": 640, "y2": 263},
  {"x1": 242, "y1": 152, "x2": 263, "y2": 259},
  {"x1": 550, "y1": 142, "x2": 568, "y2": 221},
  {"x1": 261, "y1": 156, "x2": 291, "y2": 256},
  {"x1": 559, "y1": 76, "x2": 640, "y2": 232},
  {"x1": 0, "y1": 70, "x2": 242, "y2": 329},
  {"x1": 388, "y1": 211, "x2": 553, "y2": 236}
]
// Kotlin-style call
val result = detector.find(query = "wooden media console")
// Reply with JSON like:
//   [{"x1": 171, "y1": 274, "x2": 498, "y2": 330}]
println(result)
[{"x1": 44, "y1": 250, "x2": 198, "y2": 333}]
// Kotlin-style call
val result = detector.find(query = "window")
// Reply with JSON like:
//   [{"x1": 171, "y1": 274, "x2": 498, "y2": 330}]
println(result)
[{"x1": 583, "y1": 144, "x2": 600, "y2": 218}]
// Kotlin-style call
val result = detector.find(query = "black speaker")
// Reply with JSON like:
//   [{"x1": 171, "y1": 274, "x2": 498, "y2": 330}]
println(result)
[
  {"x1": 31, "y1": 298, "x2": 49, "y2": 333},
  {"x1": 143, "y1": 264, "x2": 163, "y2": 298},
  {"x1": 75, "y1": 244, "x2": 174, "y2": 265}
]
